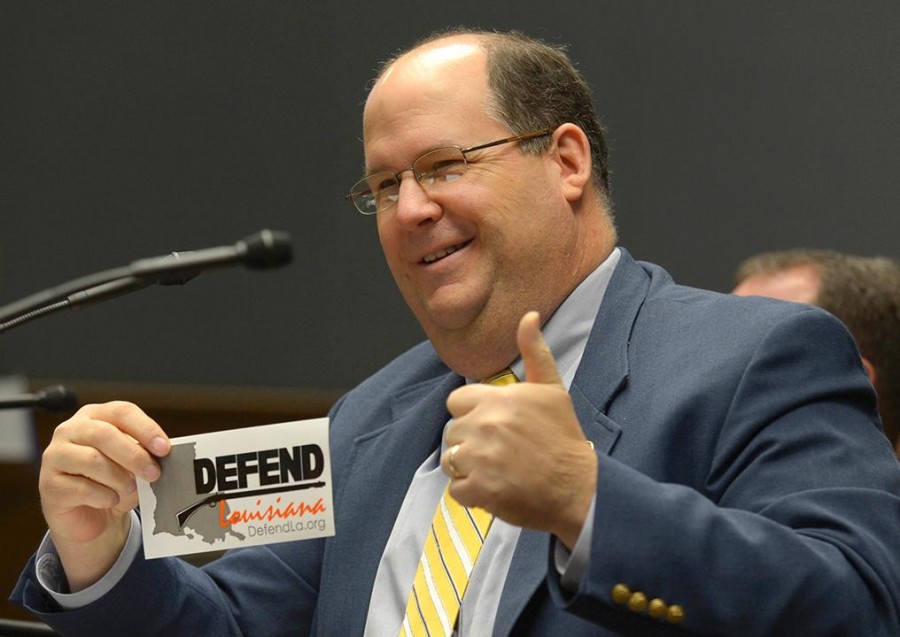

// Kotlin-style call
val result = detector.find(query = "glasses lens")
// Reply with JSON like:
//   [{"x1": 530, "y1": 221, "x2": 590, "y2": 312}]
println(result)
[
  {"x1": 413, "y1": 147, "x2": 467, "y2": 187},
  {"x1": 349, "y1": 172, "x2": 398, "y2": 215}
]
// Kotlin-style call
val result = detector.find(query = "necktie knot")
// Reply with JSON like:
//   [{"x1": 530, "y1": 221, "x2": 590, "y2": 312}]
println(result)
[{"x1": 482, "y1": 367, "x2": 517, "y2": 386}]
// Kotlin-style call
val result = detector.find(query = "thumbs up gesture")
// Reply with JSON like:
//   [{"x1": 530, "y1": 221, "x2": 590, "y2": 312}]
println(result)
[{"x1": 444, "y1": 311, "x2": 598, "y2": 548}]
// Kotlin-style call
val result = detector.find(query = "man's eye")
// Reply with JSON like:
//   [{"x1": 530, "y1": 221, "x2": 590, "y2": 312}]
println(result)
[
  {"x1": 373, "y1": 177, "x2": 399, "y2": 193},
  {"x1": 422, "y1": 160, "x2": 466, "y2": 184},
  {"x1": 433, "y1": 159, "x2": 465, "y2": 172}
]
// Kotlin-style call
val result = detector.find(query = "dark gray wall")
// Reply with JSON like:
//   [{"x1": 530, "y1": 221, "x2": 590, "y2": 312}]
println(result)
[{"x1": 2, "y1": 2, "x2": 898, "y2": 391}]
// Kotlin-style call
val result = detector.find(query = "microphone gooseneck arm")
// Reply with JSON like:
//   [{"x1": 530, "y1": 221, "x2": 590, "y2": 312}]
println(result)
[{"x1": 0, "y1": 229, "x2": 293, "y2": 334}]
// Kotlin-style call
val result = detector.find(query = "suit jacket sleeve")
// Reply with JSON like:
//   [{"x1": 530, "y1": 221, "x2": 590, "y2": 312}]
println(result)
[
  {"x1": 10, "y1": 531, "x2": 327, "y2": 636},
  {"x1": 547, "y1": 307, "x2": 900, "y2": 636}
]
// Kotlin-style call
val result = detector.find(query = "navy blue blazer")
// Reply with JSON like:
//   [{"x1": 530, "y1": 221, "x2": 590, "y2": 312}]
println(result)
[{"x1": 13, "y1": 249, "x2": 900, "y2": 635}]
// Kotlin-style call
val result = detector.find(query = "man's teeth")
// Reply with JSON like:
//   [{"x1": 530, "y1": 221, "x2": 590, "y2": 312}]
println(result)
[{"x1": 423, "y1": 243, "x2": 464, "y2": 263}]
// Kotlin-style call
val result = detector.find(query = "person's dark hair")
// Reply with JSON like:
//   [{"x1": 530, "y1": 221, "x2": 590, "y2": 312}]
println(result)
[
  {"x1": 736, "y1": 249, "x2": 900, "y2": 446},
  {"x1": 376, "y1": 28, "x2": 612, "y2": 208}
]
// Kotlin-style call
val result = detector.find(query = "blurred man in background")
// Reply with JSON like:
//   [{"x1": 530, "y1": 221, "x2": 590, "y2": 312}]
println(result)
[{"x1": 734, "y1": 249, "x2": 900, "y2": 454}]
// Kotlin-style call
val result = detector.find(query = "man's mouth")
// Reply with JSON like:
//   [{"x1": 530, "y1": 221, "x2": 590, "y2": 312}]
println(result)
[{"x1": 422, "y1": 241, "x2": 469, "y2": 264}]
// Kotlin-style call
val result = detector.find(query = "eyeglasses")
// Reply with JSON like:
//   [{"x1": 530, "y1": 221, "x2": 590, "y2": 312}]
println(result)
[{"x1": 345, "y1": 129, "x2": 554, "y2": 215}]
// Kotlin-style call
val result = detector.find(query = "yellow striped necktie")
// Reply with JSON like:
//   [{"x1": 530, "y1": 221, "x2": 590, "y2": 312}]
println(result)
[{"x1": 399, "y1": 368, "x2": 518, "y2": 637}]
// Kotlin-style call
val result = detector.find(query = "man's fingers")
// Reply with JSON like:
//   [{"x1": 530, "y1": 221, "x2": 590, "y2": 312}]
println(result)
[
  {"x1": 49, "y1": 439, "x2": 140, "y2": 496},
  {"x1": 60, "y1": 414, "x2": 163, "y2": 482},
  {"x1": 41, "y1": 472, "x2": 123, "y2": 511},
  {"x1": 75, "y1": 401, "x2": 170, "y2": 457},
  {"x1": 517, "y1": 311, "x2": 564, "y2": 386},
  {"x1": 45, "y1": 401, "x2": 171, "y2": 512},
  {"x1": 447, "y1": 384, "x2": 495, "y2": 418}
]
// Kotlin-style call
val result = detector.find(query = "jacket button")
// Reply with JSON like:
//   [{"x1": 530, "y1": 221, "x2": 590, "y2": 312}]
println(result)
[
  {"x1": 667, "y1": 604, "x2": 686, "y2": 624},
  {"x1": 611, "y1": 583, "x2": 631, "y2": 605},
  {"x1": 648, "y1": 598, "x2": 668, "y2": 619},
  {"x1": 628, "y1": 591, "x2": 648, "y2": 613}
]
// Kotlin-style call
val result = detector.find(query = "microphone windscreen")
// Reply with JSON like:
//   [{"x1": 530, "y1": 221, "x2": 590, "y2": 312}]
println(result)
[
  {"x1": 241, "y1": 230, "x2": 293, "y2": 270},
  {"x1": 37, "y1": 385, "x2": 79, "y2": 412}
]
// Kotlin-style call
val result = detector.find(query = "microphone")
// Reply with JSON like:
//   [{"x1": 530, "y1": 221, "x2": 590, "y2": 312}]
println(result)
[
  {"x1": 0, "y1": 384, "x2": 78, "y2": 412},
  {"x1": 129, "y1": 229, "x2": 293, "y2": 283},
  {"x1": 0, "y1": 229, "x2": 293, "y2": 333}
]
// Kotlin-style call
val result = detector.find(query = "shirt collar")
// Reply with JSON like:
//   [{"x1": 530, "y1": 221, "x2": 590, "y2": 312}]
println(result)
[{"x1": 468, "y1": 247, "x2": 621, "y2": 389}]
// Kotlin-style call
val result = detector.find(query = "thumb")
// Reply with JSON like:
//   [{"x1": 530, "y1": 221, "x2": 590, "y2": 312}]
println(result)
[{"x1": 517, "y1": 311, "x2": 564, "y2": 386}]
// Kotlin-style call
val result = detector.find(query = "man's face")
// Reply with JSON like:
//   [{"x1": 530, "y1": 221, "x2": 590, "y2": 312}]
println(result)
[
  {"x1": 361, "y1": 40, "x2": 580, "y2": 376},
  {"x1": 732, "y1": 265, "x2": 822, "y2": 304}
]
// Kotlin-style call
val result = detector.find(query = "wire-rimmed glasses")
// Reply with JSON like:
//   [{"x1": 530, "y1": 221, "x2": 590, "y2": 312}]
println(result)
[{"x1": 345, "y1": 129, "x2": 554, "y2": 215}]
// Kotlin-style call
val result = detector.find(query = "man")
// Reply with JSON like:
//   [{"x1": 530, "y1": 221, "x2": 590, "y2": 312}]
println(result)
[
  {"x1": 12, "y1": 29, "x2": 900, "y2": 636},
  {"x1": 733, "y1": 249, "x2": 900, "y2": 454}
]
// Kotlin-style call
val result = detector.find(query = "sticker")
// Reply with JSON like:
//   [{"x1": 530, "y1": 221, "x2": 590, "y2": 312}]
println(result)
[{"x1": 137, "y1": 418, "x2": 333, "y2": 558}]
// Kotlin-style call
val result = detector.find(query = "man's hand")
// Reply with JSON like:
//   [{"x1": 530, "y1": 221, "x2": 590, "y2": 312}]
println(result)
[
  {"x1": 39, "y1": 401, "x2": 170, "y2": 591},
  {"x1": 443, "y1": 311, "x2": 598, "y2": 549}
]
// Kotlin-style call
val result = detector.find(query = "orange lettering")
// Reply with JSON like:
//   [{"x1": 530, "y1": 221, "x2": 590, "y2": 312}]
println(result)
[{"x1": 219, "y1": 497, "x2": 326, "y2": 528}]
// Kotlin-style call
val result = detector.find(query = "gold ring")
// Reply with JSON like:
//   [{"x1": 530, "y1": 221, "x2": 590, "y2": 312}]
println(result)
[{"x1": 447, "y1": 444, "x2": 462, "y2": 479}]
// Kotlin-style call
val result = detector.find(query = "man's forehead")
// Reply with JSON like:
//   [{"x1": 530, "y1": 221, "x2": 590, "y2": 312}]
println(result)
[
  {"x1": 379, "y1": 40, "x2": 483, "y2": 85},
  {"x1": 734, "y1": 266, "x2": 822, "y2": 304},
  {"x1": 362, "y1": 39, "x2": 493, "y2": 153},
  {"x1": 408, "y1": 41, "x2": 482, "y2": 69}
]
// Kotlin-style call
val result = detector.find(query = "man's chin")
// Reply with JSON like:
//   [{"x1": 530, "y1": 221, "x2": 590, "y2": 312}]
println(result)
[
  {"x1": 418, "y1": 306, "x2": 479, "y2": 334},
  {"x1": 407, "y1": 284, "x2": 484, "y2": 326}
]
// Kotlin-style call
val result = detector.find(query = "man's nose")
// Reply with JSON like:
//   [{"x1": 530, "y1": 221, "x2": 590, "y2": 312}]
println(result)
[{"x1": 394, "y1": 172, "x2": 442, "y2": 225}]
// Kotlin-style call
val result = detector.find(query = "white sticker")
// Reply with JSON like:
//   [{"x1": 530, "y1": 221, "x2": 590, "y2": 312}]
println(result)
[{"x1": 137, "y1": 418, "x2": 334, "y2": 559}]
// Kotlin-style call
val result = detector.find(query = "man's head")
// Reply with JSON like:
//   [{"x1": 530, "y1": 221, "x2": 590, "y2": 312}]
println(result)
[
  {"x1": 734, "y1": 249, "x2": 900, "y2": 450},
  {"x1": 732, "y1": 261, "x2": 821, "y2": 304},
  {"x1": 356, "y1": 29, "x2": 616, "y2": 378}
]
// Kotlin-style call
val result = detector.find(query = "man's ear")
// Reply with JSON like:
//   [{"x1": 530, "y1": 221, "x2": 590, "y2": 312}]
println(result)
[
  {"x1": 550, "y1": 123, "x2": 592, "y2": 202},
  {"x1": 861, "y1": 356, "x2": 878, "y2": 386}
]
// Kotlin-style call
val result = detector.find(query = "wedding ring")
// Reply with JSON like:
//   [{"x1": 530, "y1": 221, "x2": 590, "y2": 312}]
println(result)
[{"x1": 447, "y1": 444, "x2": 462, "y2": 479}]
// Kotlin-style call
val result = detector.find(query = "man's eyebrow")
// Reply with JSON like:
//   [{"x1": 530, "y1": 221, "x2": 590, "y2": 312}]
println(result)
[
  {"x1": 362, "y1": 150, "x2": 417, "y2": 177},
  {"x1": 363, "y1": 165, "x2": 394, "y2": 177},
  {"x1": 364, "y1": 135, "x2": 471, "y2": 176}
]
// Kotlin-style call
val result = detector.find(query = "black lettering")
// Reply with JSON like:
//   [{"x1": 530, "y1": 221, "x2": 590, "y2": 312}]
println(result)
[
  {"x1": 196, "y1": 444, "x2": 324, "y2": 492},
  {"x1": 236, "y1": 452, "x2": 259, "y2": 489},
  {"x1": 258, "y1": 449, "x2": 279, "y2": 485},
  {"x1": 216, "y1": 454, "x2": 238, "y2": 491},
  {"x1": 302, "y1": 444, "x2": 324, "y2": 480},
  {"x1": 193, "y1": 458, "x2": 216, "y2": 494},
  {"x1": 279, "y1": 446, "x2": 303, "y2": 483}
]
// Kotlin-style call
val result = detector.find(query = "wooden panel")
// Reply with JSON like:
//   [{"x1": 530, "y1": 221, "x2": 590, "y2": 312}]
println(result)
[{"x1": 1, "y1": 379, "x2": 341, "y2": 622}]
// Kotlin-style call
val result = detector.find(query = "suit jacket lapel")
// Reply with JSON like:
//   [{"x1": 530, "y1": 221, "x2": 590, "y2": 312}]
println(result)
[
  {"x1": 568, "y1": 248, "x2": 649, "y2": 453},
  {"x1": 318, "y1": 371, "x2": 464, "y2": 635},
  {"x1": 493, "y1": 249, "x2": 650, "y2": 636},
  {"x1": 572, "y1": 248, "x2": 649, "y2": 419}
]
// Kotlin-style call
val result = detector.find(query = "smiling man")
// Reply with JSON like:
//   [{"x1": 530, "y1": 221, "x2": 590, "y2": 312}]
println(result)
[
  {"x1": 13, "y1": 29, "x2": 900, "y2": 636},
  {"x1": 362, "y1": 38, "x2": 615, "y2": 382}
]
